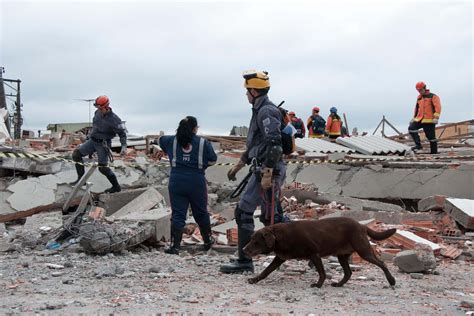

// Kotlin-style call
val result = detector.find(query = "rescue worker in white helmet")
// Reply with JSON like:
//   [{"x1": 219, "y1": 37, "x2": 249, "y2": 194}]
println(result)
[{"x1": 220, "y1": 70, "x2": 287, "y2": 274}]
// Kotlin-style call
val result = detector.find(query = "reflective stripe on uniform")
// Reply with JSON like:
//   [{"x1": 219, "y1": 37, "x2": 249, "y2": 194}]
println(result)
[
  {"x1": 198, "y1": 137, "x2": 205, "y2": 169},
  {"x1": 172, "y1": 137, "x2": 177, "y2": 167}
]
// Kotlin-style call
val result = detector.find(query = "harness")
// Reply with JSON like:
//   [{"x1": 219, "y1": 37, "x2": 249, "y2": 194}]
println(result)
[{"x1": 90, "y1": 136, "x2": 114, "y2": 163}]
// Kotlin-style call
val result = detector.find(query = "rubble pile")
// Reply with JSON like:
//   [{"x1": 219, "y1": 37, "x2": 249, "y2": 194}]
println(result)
[{"x1": 0, "y1": 131, "x2": 473, "y2": 313}]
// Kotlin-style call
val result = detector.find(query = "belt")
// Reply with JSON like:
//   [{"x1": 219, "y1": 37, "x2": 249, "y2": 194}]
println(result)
[{"x1": 91, "y1": 136, "x2": 108, "y2": 143}]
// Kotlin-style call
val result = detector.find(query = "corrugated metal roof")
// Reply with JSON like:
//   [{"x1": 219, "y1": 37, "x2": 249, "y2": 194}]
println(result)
[
  {"x1": 336, "y1": 135, "x2": 411, "y2": 155},
  {"x1": 295, "y1": 138, "x2": 353, "y2": 153}
]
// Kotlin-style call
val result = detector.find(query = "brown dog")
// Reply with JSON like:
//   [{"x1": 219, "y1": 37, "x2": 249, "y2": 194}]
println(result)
[{"x1": 243, "y1": 217, "x2": 396, "y2": 288}]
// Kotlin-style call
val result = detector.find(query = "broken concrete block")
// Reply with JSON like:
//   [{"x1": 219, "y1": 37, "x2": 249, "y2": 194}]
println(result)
[
  {"x1": 88, "y1": 206, "x2": 106, "y2": 220},
  {"x1": 418, "y1": 195, "x2": 447, "y2": 212},
  {"x1": 393, "y1": 248, "x2": 436, "y2": 273},
  {"x1": 444, "y1": 198, "x2": 474, "y2": 229},
  {"x1": 100, "y1": 188, "x2": 149, "y2": 216},
  {"x1": 387, "y1": 230, "x2": 441, "y2": 254},
  {"x1": 110, "y1": 187, "x2": 165, "y2": 219},
  {"x1": 114, "y1": 207, "x2": 172, "y2": 242},
  {"x1": 23, "y1": 210, "x2": 63, "y2": 233},
  {"x1": 0, "y1": 157, "x2": 63, "y2": 174},
  {"x1": 7, "y1": 178, "x2": 56, "y2": 211},
  {"x1": 226, "y1": 228, "x2": 238, "y2": 246},
  {"x1": 0, "y1": 191, "x2": 16, "y2": 217},
  {"x1": 0, "y1": 222, "x2": 6, "y2": 236}
]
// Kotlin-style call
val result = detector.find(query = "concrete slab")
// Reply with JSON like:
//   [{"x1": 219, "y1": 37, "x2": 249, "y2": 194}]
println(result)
[
  {"x1": 109, "y1": 187, "x2": 165, "y2": 219},
  {"x1": 100, "y1": 188, "x2": 149, "y2": 216},
  {"x1": 7, "y1": 178, "x2": 56, "y2": 211},
  {"x1": 0, "y1": 222, "x2": 6, "y2": 235},
  {"x1": 444, "y1": 198, "x2": 474, "y2": 229},
  {"x1": 0, "y1": 157, "x2": 64, "y2": 174},
  {"x1": 287, "y1": 163, "x2": 474, "y2": 200},
  {"x1": 0, "y1": 191, "x2": 16, "y2": 216},
  {"x1": 115, "y1": 207, "x2": 172, "y2": 242}
]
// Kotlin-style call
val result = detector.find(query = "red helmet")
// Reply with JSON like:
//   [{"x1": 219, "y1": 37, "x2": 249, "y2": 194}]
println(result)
[
  {"x1": 312, "y1": 106, "x2": 320, "y2": 112},
  {"x1": 94, "y1": 95, "x2": 110, "y2": 108},
  {"x1": 415, "y1": 81, "x2": 426, "y2": 90},
  {"x1": 288, "y1": 111, "x2": 295, "y2": 116}
]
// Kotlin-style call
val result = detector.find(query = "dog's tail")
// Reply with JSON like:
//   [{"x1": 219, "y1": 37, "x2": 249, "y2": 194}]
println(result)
[{"x1": 366, "y1": 227, "x2": 396, "y2": 240}]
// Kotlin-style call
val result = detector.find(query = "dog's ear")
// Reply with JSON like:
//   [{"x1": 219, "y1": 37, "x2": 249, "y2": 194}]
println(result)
[{"x1": 262, "y1": 230, "x2": 275, "y2": 249}]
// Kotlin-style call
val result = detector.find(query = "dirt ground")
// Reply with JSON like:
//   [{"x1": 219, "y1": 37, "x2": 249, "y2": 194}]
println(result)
[{"x1": 1, "y1": 246, "x2": 473, "y2": 315}]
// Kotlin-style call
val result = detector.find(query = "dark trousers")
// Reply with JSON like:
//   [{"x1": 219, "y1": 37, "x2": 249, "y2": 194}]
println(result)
[
  {"x1": 408, "y1": 121, "x2": 438, "y2": 154},
  {"x1": 168, "y1": 172, "x2": 210, "y2": 230}
]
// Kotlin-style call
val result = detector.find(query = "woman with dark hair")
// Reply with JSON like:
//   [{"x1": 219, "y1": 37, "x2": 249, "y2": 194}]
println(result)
[
  {"x1": 159, "y1": 116, "x2": 218, "y2": 255},
  {"x1": 325, "y1": 106, "x2": 342, "y2": 141}
]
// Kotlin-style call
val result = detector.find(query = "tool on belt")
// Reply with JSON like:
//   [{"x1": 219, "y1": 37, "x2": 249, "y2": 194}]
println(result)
[{"x1": 91, "y1": 136, "x2": 114, "y2": 163}]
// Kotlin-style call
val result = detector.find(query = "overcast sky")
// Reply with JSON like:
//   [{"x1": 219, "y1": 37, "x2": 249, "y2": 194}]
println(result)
[{"x1": 1, "y1": 0, "x2": 472, "y2": 136}]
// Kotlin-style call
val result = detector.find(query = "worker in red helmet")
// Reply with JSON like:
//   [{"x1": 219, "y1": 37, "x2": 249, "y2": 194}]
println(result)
[
  {"x1": 409, "y1": 82, "x2": 441, "y2": 154},
  {"x1": 288, "y1": 111, "x2": 305, "y2": 138},
  {"x1": 307, "y1": 106, "x2": 326, "y2": 138},
  {"x1": 71, "y1": 95, "x2": 128, "y2": 193}
]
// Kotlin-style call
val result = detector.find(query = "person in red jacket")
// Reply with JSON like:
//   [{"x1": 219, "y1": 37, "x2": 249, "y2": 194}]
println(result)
[
  {"x1": 408, "y1": 81, "x2": 441, "y2": 154},
  {"x1": 288, "y1": 111, "x2": 306, "y2": 138}
]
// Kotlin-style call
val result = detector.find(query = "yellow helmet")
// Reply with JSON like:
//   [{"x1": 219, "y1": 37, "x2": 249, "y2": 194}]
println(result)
[{"x1": 243, "y1": 70, "x2": 270, "y2": 89}]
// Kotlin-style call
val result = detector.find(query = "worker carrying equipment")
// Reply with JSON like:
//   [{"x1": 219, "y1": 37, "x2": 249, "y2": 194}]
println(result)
[
  {"x1": 288, "y1": 111, "x2": 306, "y2": 138},
  {"x1": 220, "y1": 70, "x2": 288, "y2": 275},
  {"x1": 307, "y1": 106, "x2": 325, "y2": 138},
  {"x1": 408, "y1": 81, "x2": 442, "y2": 154}
]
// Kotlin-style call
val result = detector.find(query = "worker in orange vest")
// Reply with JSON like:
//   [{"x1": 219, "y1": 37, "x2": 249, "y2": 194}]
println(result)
[
  {"x1": 307, "y1": 106, "x2": 326, "y2": 138},
  {"x1": 325, "y1": 107, "x2": 342, "y2": 141},
  {"x1": 408, "y1": 81, "x2": 441, "y2": 154}
]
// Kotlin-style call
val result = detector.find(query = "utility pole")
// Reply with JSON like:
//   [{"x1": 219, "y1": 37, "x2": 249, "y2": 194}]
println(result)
[
  {"x1": 2, "y1": 67, "x2": 23, "y2": 139},
  {"x1": 4, "y1": 79, "x2": 22, "y2": 139},
  {"x1": 75, "y1": 98, "x2": 94, "y2": 126},
  {"x1": 0, "y1": 67, "x2": 7, "y2": 109}
]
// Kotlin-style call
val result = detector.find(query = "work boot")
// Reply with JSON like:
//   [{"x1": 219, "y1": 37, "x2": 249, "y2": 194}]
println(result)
[
  {"x1": 410, "y1": 132, "x2": 423, "y2": 152},
  {"x1": 164, "y1": 225, "x2": 183, "y2": 255},
  {"x1": 411, "y1": 145, "x2": 423, "y2": 151},
  {"x1": 430, "y1": 141, "x2": 438, "y2": 155},
  {"x1": 104, "y1": 173, "x2": 121, "y2": 194},
  {"x1": 219, "y1": 227, "x2": 254, "y2": 274},
  {"x1": 199, "y1": 225, "x2": 215, "y2": 251}
]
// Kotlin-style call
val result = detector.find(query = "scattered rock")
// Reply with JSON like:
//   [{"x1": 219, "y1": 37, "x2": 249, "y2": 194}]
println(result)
[
  {"x1": 148, "y1": 265, "x2": 161, "y2": 273},
  {"x1": 410, "y1": 273, "x2": 424, "y2": 279}
]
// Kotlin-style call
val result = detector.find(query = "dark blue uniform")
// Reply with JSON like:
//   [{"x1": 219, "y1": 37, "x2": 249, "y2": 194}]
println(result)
[
  {"x1": 78, "y1": 109, "x2": 127, "y2": 164},
  {"x1": 160, "y1": 135, "x2": 217, "y2": 230}
]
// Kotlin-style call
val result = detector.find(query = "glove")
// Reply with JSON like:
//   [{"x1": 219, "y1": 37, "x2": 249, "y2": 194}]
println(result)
[
  {"x1": 227, "y1": 160, "x2": 245, "y2": 181},
  {"x1": 120, "y1": 145, "x2": 127, "y2": 156},
  {"x1": 260, "y1": 167, "x2": 273, "y2": 190},
  {"x1": 410, "y1": 118, "x2": 415, "y2": 124},
  {"x1": 432, "y1": 118, "x2": 439, "y2": 124}
]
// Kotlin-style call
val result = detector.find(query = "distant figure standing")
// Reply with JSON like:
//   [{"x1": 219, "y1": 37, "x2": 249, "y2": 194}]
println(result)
[
  {"x1": 408, "y1": 81, "x2": 441, "y2": 154},
  {"x1": 307, "y1": 106, "x2": 326, "y2": 138},
  {"x1": 288, "y1": 111, "x2": 306, "y2": 138},
  {"x1": 159, "y1": 116, "x2": 217, "y2": 255},
  {"x1": 325, "y1": 107, "x2": 342, "y2": 141}
]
